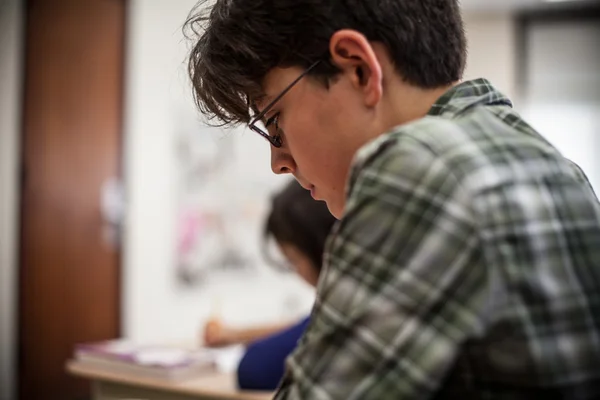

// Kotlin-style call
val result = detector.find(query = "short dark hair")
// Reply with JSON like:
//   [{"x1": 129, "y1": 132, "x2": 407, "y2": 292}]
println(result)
[
  {"x1": 264, "y1": 180, "x2": 336, "y2": 271},
  {"x1": 185, "y1": 0, "x2": 467, "y2": 126}
]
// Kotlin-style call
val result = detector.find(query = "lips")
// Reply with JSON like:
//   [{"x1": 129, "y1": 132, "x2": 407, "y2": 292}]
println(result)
[
  {"x1": 295, "y1": 177, "x2": 317, "y2": 199},
  {"x1": 297, "y1": 181, "x2": 312, "y2": 192}
]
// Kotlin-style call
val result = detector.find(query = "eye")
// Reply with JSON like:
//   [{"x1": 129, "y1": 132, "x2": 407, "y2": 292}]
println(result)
[
  {"x1": 265, "y1": 112, "x2": 280, "y2": 132},
  {"x1": 265, "y1": 112, "x2": 283, "y2": 140}
]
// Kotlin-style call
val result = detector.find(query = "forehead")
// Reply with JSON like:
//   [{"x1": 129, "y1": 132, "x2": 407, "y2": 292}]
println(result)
[{"x1": 255, "y1": 66, "x2": 307, "y2": 112}]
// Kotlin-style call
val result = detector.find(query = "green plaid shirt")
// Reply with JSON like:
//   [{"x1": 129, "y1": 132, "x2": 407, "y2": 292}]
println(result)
[{"x1": 274, "y1": 79, "x2": 600, "y2": 399}]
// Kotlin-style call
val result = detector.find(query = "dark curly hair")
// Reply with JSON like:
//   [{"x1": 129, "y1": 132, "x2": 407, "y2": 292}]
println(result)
[{"x1": 185, "y1": 0, "x2": 467, "y2": 126}]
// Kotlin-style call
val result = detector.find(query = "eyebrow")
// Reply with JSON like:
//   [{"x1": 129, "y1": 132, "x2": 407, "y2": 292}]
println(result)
[
  {"x1": 250, "y1": 94, "x2": 281, "y2": 125},
  {"x1": 253, "y1": 93, "x2": 276, "y2": 113}
]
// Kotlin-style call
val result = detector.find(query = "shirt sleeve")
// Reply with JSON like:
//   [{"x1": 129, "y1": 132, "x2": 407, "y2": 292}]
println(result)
[{"x1": 274, "y1": 134, "x2": 491, "y2": 400}]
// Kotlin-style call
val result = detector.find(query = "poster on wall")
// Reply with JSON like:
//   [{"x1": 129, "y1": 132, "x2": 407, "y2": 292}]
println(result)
[{"x1": 173, "y1": 110, "x2": 287, "y2": 286}]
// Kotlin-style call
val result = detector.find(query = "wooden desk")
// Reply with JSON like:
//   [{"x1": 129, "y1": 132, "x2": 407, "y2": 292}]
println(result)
[{"x1": 67, "y1": 361, "x2": 273, "y2": 400}]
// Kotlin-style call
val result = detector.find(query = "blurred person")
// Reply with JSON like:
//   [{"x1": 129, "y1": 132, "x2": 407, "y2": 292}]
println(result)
[
  {"x1": 186, "y1": 0, "x2": 600, "y2": 398},
  {"x1": 202, "y1": 180, "x2": 336, "y2": 390}
]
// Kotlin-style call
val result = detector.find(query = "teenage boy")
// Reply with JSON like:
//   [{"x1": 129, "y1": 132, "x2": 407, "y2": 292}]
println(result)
[{"x1": 186, "y1": 1, "x2": 600, "y2": 398}]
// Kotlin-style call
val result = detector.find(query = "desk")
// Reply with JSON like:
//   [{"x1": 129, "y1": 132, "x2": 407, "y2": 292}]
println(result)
[{"x1": 67, "y1": 361, "x2": 273, "y2": 400}]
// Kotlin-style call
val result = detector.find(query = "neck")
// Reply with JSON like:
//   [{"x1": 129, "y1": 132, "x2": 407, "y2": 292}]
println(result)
[{"x1": 379, "y1": 81, "x2": 457, "y2": 135}]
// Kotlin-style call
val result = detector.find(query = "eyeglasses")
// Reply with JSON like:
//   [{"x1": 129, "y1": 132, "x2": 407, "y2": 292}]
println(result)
[{"x1": 248, "y1": 60, "x2": 321, "y2": 148}]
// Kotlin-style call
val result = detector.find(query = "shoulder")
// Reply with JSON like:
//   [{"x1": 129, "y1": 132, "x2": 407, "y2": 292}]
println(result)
[
  {"x1": 346, "y1": 117, "x2": 470, "y2": 204},
  {"x1": 351, "y1": 116, "x2": 475, "y2": 176},
  {"x1": 347, "y1": 108, "x2": 538, "y2": 206}
]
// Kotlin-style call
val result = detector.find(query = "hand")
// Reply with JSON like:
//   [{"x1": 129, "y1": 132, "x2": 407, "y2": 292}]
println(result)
[{"x1": 202, "y1": 317, "x2": 237, "y2": 347}]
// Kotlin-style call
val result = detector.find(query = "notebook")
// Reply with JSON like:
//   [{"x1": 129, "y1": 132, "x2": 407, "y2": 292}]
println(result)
[{"x1": 74, "y1": 340, "x2": 218, "y2": 381}]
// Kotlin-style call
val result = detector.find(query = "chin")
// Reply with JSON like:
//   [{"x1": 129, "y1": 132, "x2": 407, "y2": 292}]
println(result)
[{"x1": 325, "y1": 200, "x2": 343, "y2": 220}]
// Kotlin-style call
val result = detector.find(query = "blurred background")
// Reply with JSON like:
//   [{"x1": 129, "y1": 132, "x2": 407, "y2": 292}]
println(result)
[{"x1": 1, "y1": 0, "x2": 599, "y2": 399}]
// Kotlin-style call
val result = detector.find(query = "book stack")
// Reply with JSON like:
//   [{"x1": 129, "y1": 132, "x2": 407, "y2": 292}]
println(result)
[{"x1": 74, "y1": 340, "x2": 218, "y2": 381}]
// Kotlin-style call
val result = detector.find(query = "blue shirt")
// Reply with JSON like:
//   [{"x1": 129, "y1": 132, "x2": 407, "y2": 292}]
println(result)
[{"x1": 237, "y1": 317, "x2": 310, "y2": 391}]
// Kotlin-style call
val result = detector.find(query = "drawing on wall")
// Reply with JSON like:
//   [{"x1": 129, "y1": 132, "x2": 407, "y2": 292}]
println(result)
[{"x1": 173, "y1": 110, "x2": 284, "y2": 286}]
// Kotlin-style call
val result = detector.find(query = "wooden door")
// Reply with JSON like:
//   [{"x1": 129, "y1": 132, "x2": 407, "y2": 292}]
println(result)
[{"x1": 18, "y1": 0, "x2": 125, "y2": 399}]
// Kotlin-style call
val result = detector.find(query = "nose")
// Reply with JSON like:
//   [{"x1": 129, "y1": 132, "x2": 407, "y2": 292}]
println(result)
[{"x1": 270, "y1": 146, "x2": 296, "y2": 175}]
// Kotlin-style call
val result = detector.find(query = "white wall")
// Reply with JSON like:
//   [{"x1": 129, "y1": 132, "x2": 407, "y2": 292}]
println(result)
[
  {"x1": 463, "y1": 12, "x2": 517, "y2": 99},
  {"x1": 463, "y1": 13, "x2": 600, "y2": 193},
  {"x1": 521, "y1": 19, "x2": 600, "y2": 192},
  {"x1": 122, "y1": 0, "x2": 314, "y2": 344},
  {"x1": 0, "y1": 0, "x2": 23, "y2": 399}
]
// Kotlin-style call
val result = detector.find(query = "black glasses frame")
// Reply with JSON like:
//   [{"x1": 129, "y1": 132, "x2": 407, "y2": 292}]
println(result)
[{"x1": 248, "y1": 60, "x2": 321, "y2": 148}]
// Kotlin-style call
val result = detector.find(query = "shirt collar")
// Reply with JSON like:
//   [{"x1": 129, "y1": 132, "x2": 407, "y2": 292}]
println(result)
[{"x1": 427, "y1": 78, "x2": 513, "y2": 118}]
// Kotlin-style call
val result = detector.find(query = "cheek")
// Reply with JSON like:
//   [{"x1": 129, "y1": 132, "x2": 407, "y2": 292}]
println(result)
[
  {"x1": 284, "y1": 91, "x2": 354, "y2": 207},
  {"x1": 286, "y1": 122, "x2": 348, "y2": 206},
  {"x1": 285, "y1": 114, "x2": 335, "y2": 172},
  {"x1": 291, "y1": 138, "x2": 339, "y2": 190}
]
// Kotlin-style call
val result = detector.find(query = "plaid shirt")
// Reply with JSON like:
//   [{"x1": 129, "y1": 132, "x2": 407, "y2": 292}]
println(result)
[{"x1": 274, "y1": 79, "x2": 600, "y2": 399}]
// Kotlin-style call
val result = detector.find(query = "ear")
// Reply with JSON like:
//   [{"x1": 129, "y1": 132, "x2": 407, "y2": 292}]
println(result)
[{"x1": 329, "y1": 29, "x2": 383, "y2": 108}]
